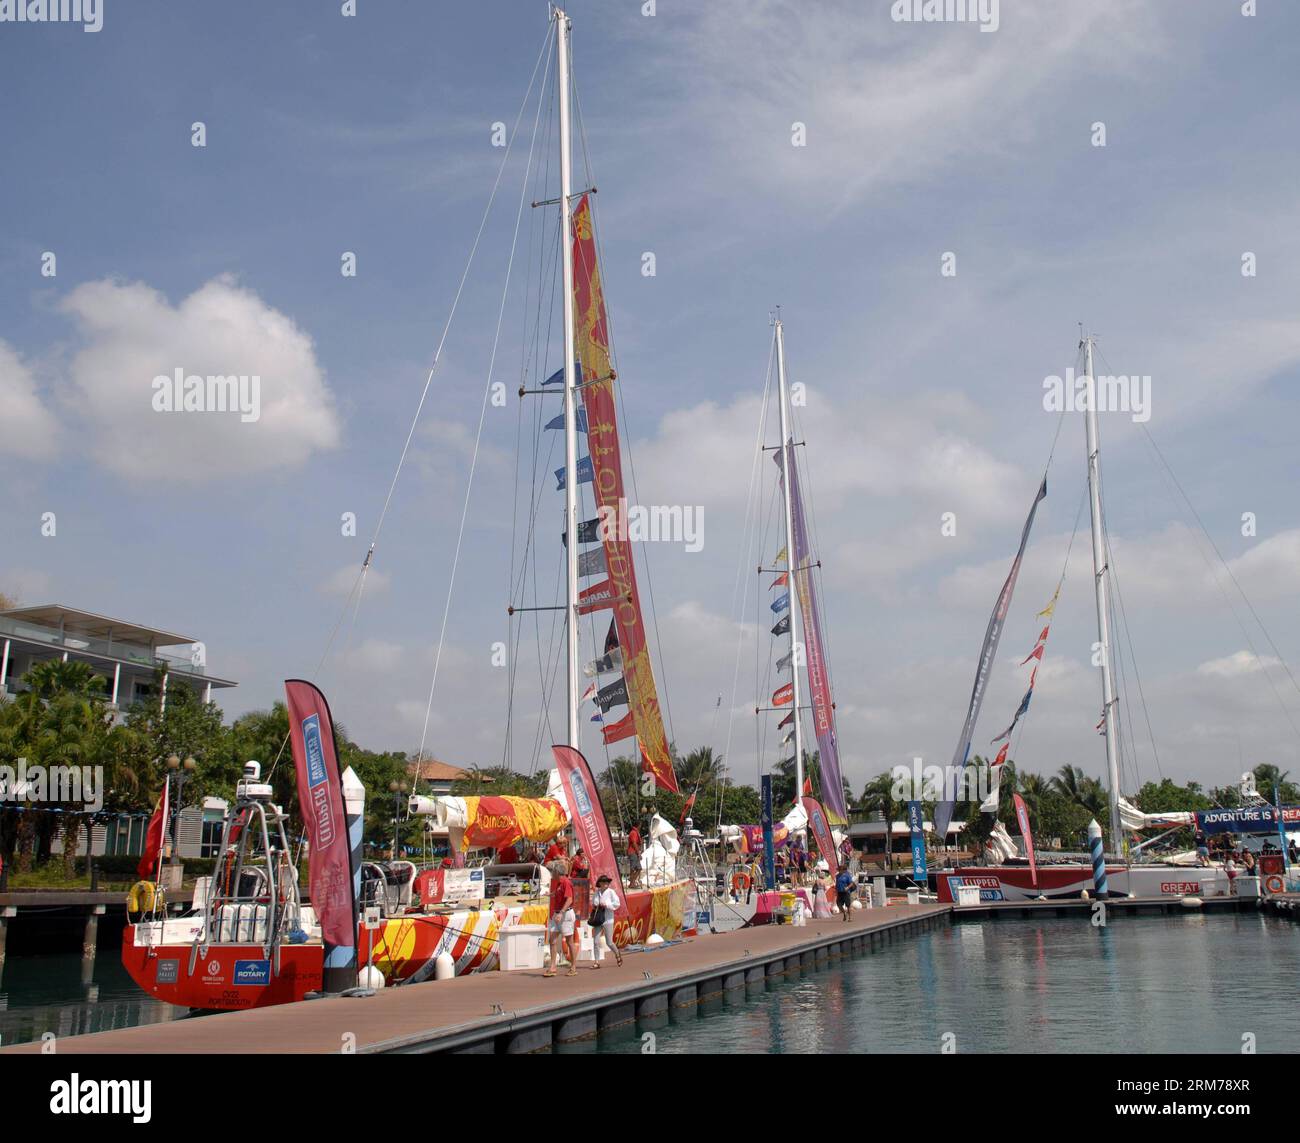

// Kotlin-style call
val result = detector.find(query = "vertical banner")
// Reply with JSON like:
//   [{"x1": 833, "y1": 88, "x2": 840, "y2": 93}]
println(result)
[
  {"x1": 804, "y1": 796, "x2": 839, "y2": 872},
  {"x1": 1012, "y1": 793, "x2": 1038, "y2": 887},
  {"x1": 907, "y1": 801, "x2": 928, "y2": 885},
  {"x1": 284, "y1": 679, "x2": 357, "y2": 992},
  {"x1": 781, "y1": 444, "x2": 848, "y2": 822},
  {"x1": 934, "y1": 478, "x2": 1047, "y2": 838},
  {"x1": 551, "y1": 744, "x2": 628, "y2": 920},
  {"x1": 761, "y1": 775, "x2": 776, "y2": 890},
  {"x1": 570, "y1": 195, "x2": 678, "y2": 793}
]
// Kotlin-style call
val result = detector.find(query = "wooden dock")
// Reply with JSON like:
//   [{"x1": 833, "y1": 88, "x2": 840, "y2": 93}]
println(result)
[{"x1": 0, "y1": 903, "x2": 949, "y2": 1055}]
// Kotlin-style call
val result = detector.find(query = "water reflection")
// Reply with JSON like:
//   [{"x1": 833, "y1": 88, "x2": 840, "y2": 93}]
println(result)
[
  {"x1": 597, "y1": 914, "x2": 1300, "y2": 1054},
  {"x1": 0, "y1": 954, "x2": 178, "y2": 1047}
]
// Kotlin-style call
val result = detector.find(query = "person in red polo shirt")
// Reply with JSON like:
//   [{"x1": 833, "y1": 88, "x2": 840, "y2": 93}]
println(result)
[
  {"x1": 543, "y1": 860, "x2": 577, "y2": 977},
  {"x1": 544, "y1": 834, "x2": 568, "y2": 863}
]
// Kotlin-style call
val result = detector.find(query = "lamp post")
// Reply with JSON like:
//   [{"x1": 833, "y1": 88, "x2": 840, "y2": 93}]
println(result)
[
  {"x1": 167, "y1": 753, "x2": 196, "y2": 866},
  {"x1": 388, "y1": 780, "x2": 408, "y2": 859}
]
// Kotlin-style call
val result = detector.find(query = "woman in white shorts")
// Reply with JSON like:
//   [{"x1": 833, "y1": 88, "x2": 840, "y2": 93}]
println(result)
[{"x1": 589, "y1": 874, "x2": 623, "y2": 967}]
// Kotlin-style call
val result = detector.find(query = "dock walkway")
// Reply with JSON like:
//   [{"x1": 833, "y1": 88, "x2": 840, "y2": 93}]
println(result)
[{"x1": 1, "y1": 903, "x2": 948, "y2": 1054}]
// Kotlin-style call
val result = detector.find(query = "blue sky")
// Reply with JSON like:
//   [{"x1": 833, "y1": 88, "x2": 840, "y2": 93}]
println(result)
[{"x1": 3, "y1": 0, "x2": 1299, "y2": 798}]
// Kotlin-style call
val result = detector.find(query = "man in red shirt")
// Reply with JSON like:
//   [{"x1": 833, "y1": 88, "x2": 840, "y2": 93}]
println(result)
[
  {"x1": 544, "y1": 834, "x2": 568, "y2": 864},
  {"x1": 543, "y1": 860, "x2": 577, "y2": 977},
  {"x1": 627, "y1": 823, "x2": 643, "y2": 889}
]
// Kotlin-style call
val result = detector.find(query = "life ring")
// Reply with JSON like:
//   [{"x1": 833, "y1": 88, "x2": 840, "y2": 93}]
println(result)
[
  {"x1": 126, "y1": 880, "x2": 161, "y2": 917},
  {"x1": 1264, "y1": 873, "x2": 1285, "y2": 895},
  {"x1": 730, "y1": 870, "x2": 752, "y2": 894}
]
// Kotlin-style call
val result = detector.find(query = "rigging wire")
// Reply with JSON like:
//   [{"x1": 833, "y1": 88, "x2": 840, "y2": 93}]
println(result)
[
  {"x1": 504, "y1": 31, "x2": 557, "y2": 774},
  {"x1": 417, "y1": 28, "x2": 554, "y2": 760},
  {"x1": 720, "y1": 332, "x2": 777, "y2": 791},
  {"x1": 1092, "y1": 343, "x2": 1300, "y2": 749},
  {"x1": 269, "y1": 24, "x2": 552, "y2": 784},
  {"x1": 570, "y1": 49, "x2": 679, "y2": 756}
]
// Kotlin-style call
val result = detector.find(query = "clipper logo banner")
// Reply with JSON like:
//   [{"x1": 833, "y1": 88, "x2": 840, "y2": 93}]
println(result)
[{"x1": 301, "y1": 714, "x2": 336, "y2": 848}]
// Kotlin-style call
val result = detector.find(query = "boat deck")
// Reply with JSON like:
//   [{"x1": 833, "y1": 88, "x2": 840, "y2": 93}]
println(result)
[{"x1": 0, "y1": 903, "x2": 949, "y2": 1054}]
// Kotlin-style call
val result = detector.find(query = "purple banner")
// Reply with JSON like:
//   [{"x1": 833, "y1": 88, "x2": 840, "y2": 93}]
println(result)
[{"x1": 781, "y1": 443, "x2": 848, "y2": 821}]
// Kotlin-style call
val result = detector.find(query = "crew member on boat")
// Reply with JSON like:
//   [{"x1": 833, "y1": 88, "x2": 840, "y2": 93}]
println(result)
[
  {"x1": 626, "y1": 821, "x2": 643, "y2": 888},
  {"x1": 570, "y1": 846, "x2": 590, "y2": 880}
]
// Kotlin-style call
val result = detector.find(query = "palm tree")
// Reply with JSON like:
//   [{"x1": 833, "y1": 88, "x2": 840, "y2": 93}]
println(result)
[
  {"x1": 676, "y1": 746, "x2": 725, "y2": 792},
  {"x1": 1015, "y1": 771, "x2": 1050, "y2": 822},
  {"x1": 0, "y1": 660, "x2": 108, "y2": 877}
]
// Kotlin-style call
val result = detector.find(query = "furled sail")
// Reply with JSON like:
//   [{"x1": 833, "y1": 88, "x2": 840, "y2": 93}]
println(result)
[{"x1": 568, "y1": 193, "x2": 679, "y2": 793}]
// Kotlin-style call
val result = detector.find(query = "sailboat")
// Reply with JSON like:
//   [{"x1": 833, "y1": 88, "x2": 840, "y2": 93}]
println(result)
[
  {"x1": 935, "y1": 335, "x2": 1231, "y2": 903},
  {"x1": 703, "y1": 316, "x2": 849, "y2": 929},
  {"x1": 120, "y1": 7, "x2": 692, "y2": 1013}
]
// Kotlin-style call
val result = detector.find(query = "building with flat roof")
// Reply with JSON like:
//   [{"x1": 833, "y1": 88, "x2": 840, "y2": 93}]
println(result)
[{"x1": 0, "y1": 603, "x2": 237, "y2": 719}]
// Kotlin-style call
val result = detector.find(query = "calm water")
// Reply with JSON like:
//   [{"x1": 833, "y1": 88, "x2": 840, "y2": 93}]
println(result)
[
  {"x1": 2, "y1": 914, "x2": 1295, "y2": 1051},
  {"x1": 0, "y1": 954, "x2": 179, "y2": 1048},
  {"x1": 585, "y1": 913, "x2": 1300, "y2": 1054}
]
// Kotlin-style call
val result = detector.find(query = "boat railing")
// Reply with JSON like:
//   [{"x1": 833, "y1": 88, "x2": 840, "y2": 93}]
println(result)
[{"x1": 191, "y1": 794, "x2": 302, "y2": 973}]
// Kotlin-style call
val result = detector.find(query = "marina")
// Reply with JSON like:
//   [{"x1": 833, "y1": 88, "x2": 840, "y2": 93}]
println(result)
[
  {"x1": 1, "y1": 2, "x2": 1298, "y2": 1109},
  {"x1": 2, "y1": 903, "x2": 946, "y2": 1054}
]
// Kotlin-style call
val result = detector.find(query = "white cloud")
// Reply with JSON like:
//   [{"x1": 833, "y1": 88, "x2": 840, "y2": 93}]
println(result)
[
  {"x1": 1196, "y1": 650, "x2": 1280, "y2": 679},
  {"x1": 0, "y1": 339, "x2": 59, "y2": 459},
  {"x1": 58, "y1": 276, "x2": 340, "y2": 482}
]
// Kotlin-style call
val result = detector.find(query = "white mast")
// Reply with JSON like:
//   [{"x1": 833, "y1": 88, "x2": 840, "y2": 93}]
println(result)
[
  {"x1": 774, "y1": 316, "x2": 805, "y2": 810},
  {"x1": 557, "y1": 6, "x2": 580, "y2": 749},
  {"x1": 1083, "y1": 334, "x2": 1123, "y2": 851}
]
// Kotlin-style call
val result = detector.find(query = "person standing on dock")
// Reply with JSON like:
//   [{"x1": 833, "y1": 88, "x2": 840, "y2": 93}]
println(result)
[
  {"x1": 627, "y1": 822, "x2": 643, "y2": 889},
  {"x1": 834, "y1": 863, "x2": 855, "y2": 922},
  {"x1": 589, "y1": 874, "x2": 624, "y2": 968},
  {"x1": 544, "y1": 860, "x2": 578, "y2": 977}
]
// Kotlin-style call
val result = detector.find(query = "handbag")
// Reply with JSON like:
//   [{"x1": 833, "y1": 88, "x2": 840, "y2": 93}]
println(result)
[{"x1": 588, "y1": 904, "x2": 607, "y2": 927}]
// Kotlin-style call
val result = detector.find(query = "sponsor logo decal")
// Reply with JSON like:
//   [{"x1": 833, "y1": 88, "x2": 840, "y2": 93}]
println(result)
[
  {"x1": 233, "y1": 959, "x2": 272, "y2": 986},
  {"x1": 1159, "y1": 881, "x2": 1201, "y2": 894}
]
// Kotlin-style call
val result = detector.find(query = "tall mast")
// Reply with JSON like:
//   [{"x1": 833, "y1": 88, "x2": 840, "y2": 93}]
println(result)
[
  {"x1": 557, "y1": 6, "x2": 579, "y2": 748},
  {"x1": 1083, "y1": 334, "x2": 1123, "y2": 851},
  {"x1": 774, "y1": 316, "x2": 805, "y2": 811}
]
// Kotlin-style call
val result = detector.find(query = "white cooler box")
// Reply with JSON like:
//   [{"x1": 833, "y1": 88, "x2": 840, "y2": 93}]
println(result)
[{"x1": 499, "y1": 924, "x2": 548, "y2": 971}]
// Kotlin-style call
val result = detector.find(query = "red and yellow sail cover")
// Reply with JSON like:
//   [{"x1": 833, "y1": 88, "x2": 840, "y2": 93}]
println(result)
[
  {"x1": 571, "y1": 194, "x2": 678, "y2": 793},
  {"x1": 457, "y1": 795, "x2": 567, "y2": 851}
]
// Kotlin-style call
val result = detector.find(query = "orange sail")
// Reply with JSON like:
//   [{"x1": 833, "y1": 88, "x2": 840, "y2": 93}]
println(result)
[{"x1": 570, "y1": 195, "x2": 678, "y2": 793}]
